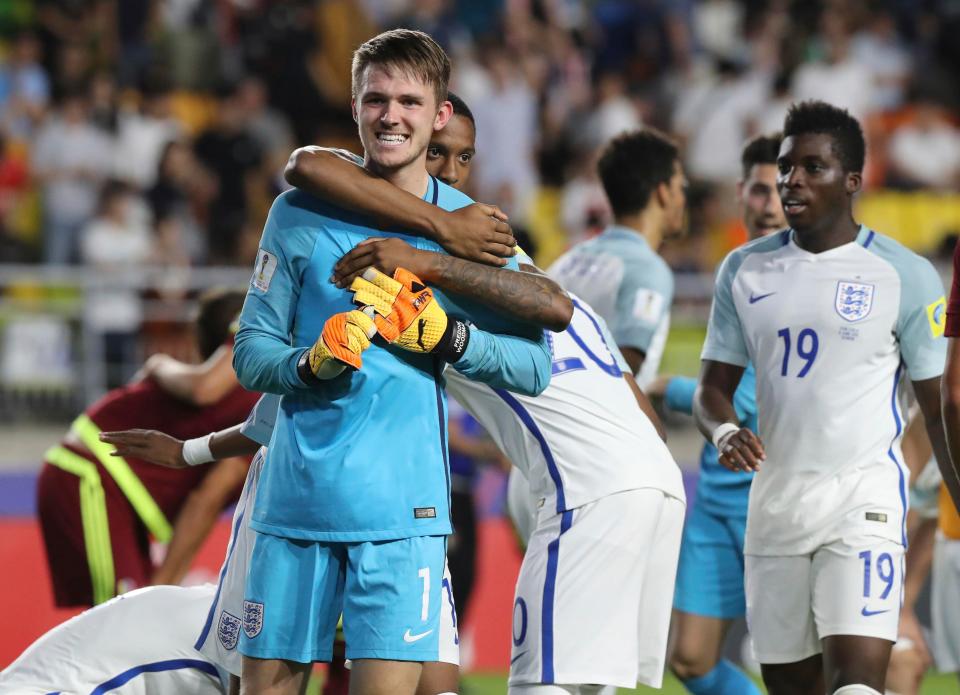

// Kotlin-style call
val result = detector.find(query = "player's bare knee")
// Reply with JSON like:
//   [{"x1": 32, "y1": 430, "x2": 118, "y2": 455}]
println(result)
[{"x1": 669, "y1": 647, "x2": 718, "y2": 681}]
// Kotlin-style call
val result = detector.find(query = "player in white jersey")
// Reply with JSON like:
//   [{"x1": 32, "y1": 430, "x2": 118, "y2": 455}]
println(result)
[
  {"x1": 549, "y1": 128, "x2": 686, "y2": 387},
  {"x1": 445, "y1": 290, "x2": 685, "y2": 693},
  {"x1": 694, "y1": 100, "x2": 960, "y2": 695},
  {"x1": 0, "y1": 584, "x2": 228, "y2": 694}
]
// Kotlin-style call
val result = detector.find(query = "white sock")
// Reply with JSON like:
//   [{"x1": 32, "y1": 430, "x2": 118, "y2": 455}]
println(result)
[{"x1": 833, "y1": 686, "x2": 883, "y2": 695}]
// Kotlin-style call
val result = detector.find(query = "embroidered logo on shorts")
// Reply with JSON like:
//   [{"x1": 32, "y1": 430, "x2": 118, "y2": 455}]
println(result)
[
  {"x1": 242, "y1": 600, "x2": 264, "y2": 638},
  {"x1": 866, "y1": 512, "x2": 888, "y2": 523},
  {"x1": 414, "y1": 507, "x2": 436, "y2": 519},
  {"x1": 218, "y1": 610, "x2": 241, "y2": 650},
  {"x1": 252, "y1": 249, "x2": 278, "y2": 292}
]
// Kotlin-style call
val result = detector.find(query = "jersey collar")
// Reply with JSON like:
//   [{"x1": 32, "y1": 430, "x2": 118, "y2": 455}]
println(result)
[
  {"x1": 600, "y1": 224, "x2": 652, "y2": 251},
  {"x1": 786, "y1": 224, "x2": 873, "y2": 257}
]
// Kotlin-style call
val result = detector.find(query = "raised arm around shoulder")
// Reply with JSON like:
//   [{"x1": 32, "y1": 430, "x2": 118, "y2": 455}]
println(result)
[
  {"x1": 333, "y1": 238, "x2": 572, "y2": 331},
  {"x1": 285, "y1": 146, "x2": 515, "y2": 264},
  {"x1": 454, "y1": 326, "x2": 552, "y2": 396}
]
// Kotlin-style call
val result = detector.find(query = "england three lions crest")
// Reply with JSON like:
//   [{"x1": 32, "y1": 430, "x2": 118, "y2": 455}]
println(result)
[
  {"x1": 835, "y1": 281, "x2": 875, "y2": 322},
  {"x1": 218, "y1": 611, "x2": 241, "y2": 650},
  {"x1": 242, "y1": 600, "x2": 263, "y2": 639}
]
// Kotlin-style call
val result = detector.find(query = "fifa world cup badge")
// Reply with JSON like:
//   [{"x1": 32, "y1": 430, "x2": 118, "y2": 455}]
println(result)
[{"x1": 253, "y1": 249, "x2": 278, "y2": 292}]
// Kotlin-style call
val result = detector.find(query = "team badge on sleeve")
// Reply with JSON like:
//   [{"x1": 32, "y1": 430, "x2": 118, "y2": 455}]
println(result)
[
  {"x1": 252, "y1": 249, "x2": 278, "y2": 292},
  {"x1": 927, "y1": 296, "x2": 947, "y2": 338},
  {"x1": 835, "y1": 281, "x2": 875, "y2": 322},
  {"x1": 218, "y1": 611, "x2": 241, "y2": 650},
  {"x1": 242, "y1": 600, "x2": 264, "y2": 638}
]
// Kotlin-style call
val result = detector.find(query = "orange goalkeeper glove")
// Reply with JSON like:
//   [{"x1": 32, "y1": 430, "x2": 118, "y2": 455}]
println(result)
[
  {"x1": 349, "y1": 267, "x2": 470, "y2": 362},
  {"x1": 297, "y1": 307, "x2": 377, "y2": 382}
]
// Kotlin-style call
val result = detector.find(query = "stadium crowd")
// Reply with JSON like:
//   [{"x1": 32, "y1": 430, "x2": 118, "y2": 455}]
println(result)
[{"x1": 1, "y1": 0, "x2": 959, "y2": 272}]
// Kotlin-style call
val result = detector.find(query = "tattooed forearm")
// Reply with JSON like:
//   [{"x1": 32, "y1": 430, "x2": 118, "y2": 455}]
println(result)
[{"x1": 423, "y1": 253, "x2": 573, "y2": 332}]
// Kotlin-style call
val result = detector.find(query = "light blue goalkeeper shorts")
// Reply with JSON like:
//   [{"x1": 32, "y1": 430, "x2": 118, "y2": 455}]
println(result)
[{"x1": 238, "y1": 531, "x2": 446, "y2": 663}]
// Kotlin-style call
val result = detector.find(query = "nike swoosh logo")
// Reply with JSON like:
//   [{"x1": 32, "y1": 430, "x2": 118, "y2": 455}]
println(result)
[
  {"x1": 861, "y1": 606, "x2": 891, "y2": 617},
  {"x1": 403, "y1": 628, "x2": 434, "y2": 643},
  {"x1": 749, "y1": 292, "x2": 776, "y2": 304},
  {"x1": 511, "y1": 651, "x2": 527, "y2": 664}
]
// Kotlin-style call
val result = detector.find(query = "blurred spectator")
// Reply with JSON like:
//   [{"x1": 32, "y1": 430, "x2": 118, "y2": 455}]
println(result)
[
  {"x1": 236, "y1": 75, "x2": 295, "y2": 182},
  {"x1": 792, "y1": 9, "x2": 875, "y2": 120},
  {"x1": 193, "y1": 83, "x2": 264, "y2": 264},
  {"x1": 850, "y1": 9, "x2": 912, "y2": 112},
  {"x1": 886, "y1": 100, "x2": 960, "y2": 190},
  {"x1": 113, "y1": 73, "x2": 181, "y2": 188},
  {"x1": 80, "y1": 179, "x2": 153, "y2": 387},
  {"x1": 465, "y1": 44, "x2": 539, "y2": 219},
  {"x1": 692, "y1": 0, "x2": 746, "y2": 62},
  {"x1": 147, "y1": 140, "x2": 215, "y2": 264},
  {"x1": 87, "y1": 71, "x2": 119, "y2": 134},
  {"x1": 581, "y1": 71, "x2": 641, "y2": 151},
  {"x1": 0, "y1": 132, "x2": 33, "y2": 262},
  {"x1": 115, "y1": 0, "x2": 155, "y2": 88},
  {"x1": 31, "y1": 87, "x2": 114, "y2": 264},
  {"x1": 673, "y1": 59, "x2": 767, "y2": 183},
  {"x1": 0, "y1": 31, "x2": 51, "y2": 141},
  {"x1": 752, "y1": 70, "x2": 792, "y2": 135}
]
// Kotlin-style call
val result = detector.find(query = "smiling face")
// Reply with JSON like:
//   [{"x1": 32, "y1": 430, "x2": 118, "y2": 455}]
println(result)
[
  {"x1": 739, "y1": 163, "x2": 786, "y2": 239},
  {"x1": 353, "y1": 65, "x2": 452, "y2": 182},
  {"x1": 776, "y1": 133, "x2": 860, "y2": 232},
  {"x1": 425, "y1": 114, "x2": 476, "y2": 190}
]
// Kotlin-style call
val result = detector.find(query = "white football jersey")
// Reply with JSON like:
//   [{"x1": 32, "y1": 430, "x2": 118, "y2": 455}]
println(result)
[
  {"x1": 703, "y1": 227, "x2": 947, "y2": 555},
  {"x1": 0, "y1": 585, "x2": 225, "y2": 694},
  {"x1": 446, "y1": 296, "x2": 684, "y2": 514}
]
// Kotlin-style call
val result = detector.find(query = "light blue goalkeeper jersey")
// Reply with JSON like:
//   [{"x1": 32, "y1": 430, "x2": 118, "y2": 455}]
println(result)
[{"x1": 234, "y1": 178, "x2": 551, "y2": 542}]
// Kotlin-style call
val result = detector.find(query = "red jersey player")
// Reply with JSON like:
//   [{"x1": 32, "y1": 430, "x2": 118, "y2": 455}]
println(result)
[{"x1": 36, "y1": 289, "x2": 260, "y2": 607}]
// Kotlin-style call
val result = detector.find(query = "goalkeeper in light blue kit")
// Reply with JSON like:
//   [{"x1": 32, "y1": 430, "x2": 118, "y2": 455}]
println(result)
[{"x1": 232, "y1": 30, "x2": 551, "y2": 695}]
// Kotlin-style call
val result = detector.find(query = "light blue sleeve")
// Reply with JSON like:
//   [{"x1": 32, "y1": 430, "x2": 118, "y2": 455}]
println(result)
[
  {"x1": 233, "y1": 198, "x2": 320, "y2": 395},
  {"x1": 453, "y1": 326, "x2": 551, "y2": 396},
  {"x1": 664, "y1": 376, "x2": 697, "y2": 415},
  {"x1": 611, "y1": 256, "x2": 674, "y2": 352},
  {"x1": 895, "y1": 256, "x2": 947, "y2": 381},
  {"x1": 701, "y1": 250, "x2": 750, "y2": 367},
  {"x1": 240, "y1": 394, "x2": 282, "y2": 447}
]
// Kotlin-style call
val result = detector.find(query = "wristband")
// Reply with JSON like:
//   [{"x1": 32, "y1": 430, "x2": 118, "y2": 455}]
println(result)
[
  {"x1": 711, "y1": 422, "x2": 740, "y2": 450},
  {"x1": 182, "y1": 433, "x2": 215, "y2": 466},
  {"x1": 433, "y1": 319, "x2": 471, "y2": 363}
]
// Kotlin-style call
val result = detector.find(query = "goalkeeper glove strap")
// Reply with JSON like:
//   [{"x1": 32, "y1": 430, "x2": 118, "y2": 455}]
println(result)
[{"x1": 435, "y1": 318, "x2": 470, "y2": 364}]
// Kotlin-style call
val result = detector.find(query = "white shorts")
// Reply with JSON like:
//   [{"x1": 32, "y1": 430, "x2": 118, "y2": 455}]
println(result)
[
  {"x1": 508, "y1": 488, "x2": 684, "y2": 689},
  {"x1": 931, "y1": 533, "x2": 960, "y2": 673},
  {"x1": 745, "y1": 536, "x2": 903, "y2": 664},
  {"x1": 195, "y1": 449, "x2": 459, "y2": 675},
  {"x1": 507, "y1": 467, "x2": 537, "y2": 546}
]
